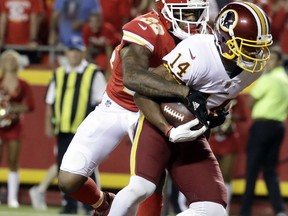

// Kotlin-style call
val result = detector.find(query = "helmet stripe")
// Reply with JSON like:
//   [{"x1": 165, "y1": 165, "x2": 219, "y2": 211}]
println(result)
[
  {"x1": 244, "y1": 2, "x2": 268, "y2": 35},
  {"x1": 234, "y1": 1, "x2": 267, "y2": 38}
]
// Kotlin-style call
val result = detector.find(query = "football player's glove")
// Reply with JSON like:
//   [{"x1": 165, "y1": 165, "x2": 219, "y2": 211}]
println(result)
[
  {"x1": 182, "y1": 88, "x2": 208, "y2": 127},
  {"x1": 168, "y1": 119, "x2": 208, "y2": 143},
  {"x1": 208, "y1": 108, "x2": 228, "y2": 128}
]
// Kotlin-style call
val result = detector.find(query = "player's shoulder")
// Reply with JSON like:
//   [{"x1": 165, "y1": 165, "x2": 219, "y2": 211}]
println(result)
[
  {"x1": 176, "y1": 34, "x2": 216, "y2": 60},
  {"x1": 180, "y1": 34, "x2": 214, "y2": 47},
  {"x1": 123, "y1": 11, "x2": 166, "y2": 37}
]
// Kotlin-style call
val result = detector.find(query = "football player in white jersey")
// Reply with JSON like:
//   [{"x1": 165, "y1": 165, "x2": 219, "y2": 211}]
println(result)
[
  {"x1": 107, "y1": 1, "x2": 272, "y2": 216},
  {"x1": 57, "y1": 0, "x2": 210, "y2": 216}
]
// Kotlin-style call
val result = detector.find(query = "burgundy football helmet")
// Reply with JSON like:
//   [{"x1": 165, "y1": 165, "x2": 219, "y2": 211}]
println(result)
[
  {"x1": 214, "y1": 1, "x2": 273, "y2": 72},
  {"x1": 155, "y1": 0, "x2": 209, "y2": 39}
]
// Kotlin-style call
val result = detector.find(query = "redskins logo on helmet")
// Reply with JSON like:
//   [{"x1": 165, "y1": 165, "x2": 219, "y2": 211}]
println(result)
[
  {"x1": 214, "y1": 1, "x2": 273, "y2": 73},
  {"x1": 155, "y1": 0, "x2": 209, "y2": 39},
  {"x1": 219, "y1": 10, "x2": 238, "y2": 33}
]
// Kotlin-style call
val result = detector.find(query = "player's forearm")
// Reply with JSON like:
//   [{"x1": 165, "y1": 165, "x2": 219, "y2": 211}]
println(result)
[
  {"x1": 123, "y1": 56, "x2": 189, "y2": 99},
  {"x1": 122, "y1": 43, "x2": 189, "y2": 99},
  {"x1": 126, "y1": 70, "x2": 189, "y2": 98},
  {"x1": 134, "y1": 93, "x2": 170, "y2": 135}
]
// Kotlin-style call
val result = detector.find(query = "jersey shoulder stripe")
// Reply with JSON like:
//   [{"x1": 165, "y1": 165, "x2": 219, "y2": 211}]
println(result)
[{"x1": 123, "y1": 30, "x2": 154, "y2": 52}]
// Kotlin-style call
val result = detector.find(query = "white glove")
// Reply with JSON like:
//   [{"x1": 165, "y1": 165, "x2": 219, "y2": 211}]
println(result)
[{"x1": 168, "y1": 119, "x2": 208, "y2": 143}]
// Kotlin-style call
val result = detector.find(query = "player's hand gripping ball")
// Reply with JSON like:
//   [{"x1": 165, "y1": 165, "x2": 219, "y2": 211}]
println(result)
[{"x1": 160, "y1": 101, "x2": 203, "y2": 129}]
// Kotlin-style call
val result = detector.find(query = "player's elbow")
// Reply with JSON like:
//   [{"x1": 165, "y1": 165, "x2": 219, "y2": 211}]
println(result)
[{"x1": 123, "y1": 72, "x2": 138, "y2": 91}]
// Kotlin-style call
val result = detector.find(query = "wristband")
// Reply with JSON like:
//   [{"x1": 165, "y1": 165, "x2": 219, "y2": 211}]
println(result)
[{"x1": 165, "y1": 125, "x2": 173, "y2": 137}]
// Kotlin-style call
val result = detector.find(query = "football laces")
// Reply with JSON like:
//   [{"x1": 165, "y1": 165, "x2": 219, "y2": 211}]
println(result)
[{"x1": 163, "y1": 105, "x2": 185, "y2": 122}]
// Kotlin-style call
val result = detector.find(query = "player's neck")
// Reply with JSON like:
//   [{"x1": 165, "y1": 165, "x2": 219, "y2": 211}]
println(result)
[
  {"x1": 169, "y1": 31, "x2": 182, "y2": 45},
  {"x1": 221, "y1": 57, "x2": 242, "y2": 78}
]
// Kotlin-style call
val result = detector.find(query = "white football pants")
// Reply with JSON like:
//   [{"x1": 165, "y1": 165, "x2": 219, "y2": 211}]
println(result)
[{"x1": 60, "y1": 92, "x2": 139, "y2": 177}]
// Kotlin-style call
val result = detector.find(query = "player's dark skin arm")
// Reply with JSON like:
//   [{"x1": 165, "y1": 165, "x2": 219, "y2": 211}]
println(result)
[
  {"x1": 134, "y1": 93, "x2": 171, "y2": 135},
  {"x1": 134, "y1": 64, "x2": 176, "y2": 135},
  {"x1": 121, "y1": 43, "x2": 189, "y2": 98}
]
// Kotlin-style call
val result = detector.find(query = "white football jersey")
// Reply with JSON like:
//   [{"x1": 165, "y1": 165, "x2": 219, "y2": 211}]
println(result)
[{"x1": 163, "y1": 34, "x2": 263, "y2": 111}]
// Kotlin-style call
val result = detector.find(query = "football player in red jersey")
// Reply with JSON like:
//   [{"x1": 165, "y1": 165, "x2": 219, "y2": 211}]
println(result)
[
  {"x1": 57, "y1": 1, "x2": 210, "y2": 215},
  {"x1": 107, "y1": 1, "x2": 272, "y2": 215}
]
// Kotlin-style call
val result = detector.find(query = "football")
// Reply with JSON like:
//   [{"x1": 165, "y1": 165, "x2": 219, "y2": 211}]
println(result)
[{"x1": 160, "y1": 101, "x2": 203, "y2": 129}]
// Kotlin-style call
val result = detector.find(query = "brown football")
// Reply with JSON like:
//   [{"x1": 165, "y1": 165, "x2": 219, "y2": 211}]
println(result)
[{"x1": 160, "y1": 102, "x2": 203, "y2": 129}]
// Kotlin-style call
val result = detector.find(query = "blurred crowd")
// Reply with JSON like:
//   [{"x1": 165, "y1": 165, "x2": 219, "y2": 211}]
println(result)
[
  {"x1": 0, "y1": 0, "x2": 287, "y2": 74},
  {"x1": 0, "y1": 0, "x2": 288, "y2": 215},
  {"x1": 0, "y1": 0, "x2": 155, "y2": 75}
]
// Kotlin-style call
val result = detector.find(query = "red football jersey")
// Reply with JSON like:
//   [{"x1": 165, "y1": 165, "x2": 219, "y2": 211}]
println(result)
[
  {"x1": 106, "y1": 12, "x2": 177, "y2": 112},
  {"x1": 0, "y1": 0, "x2": 44, "y2": 44}
]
